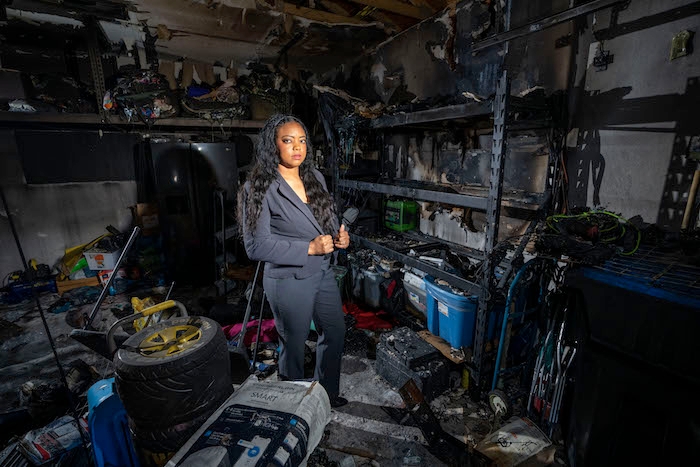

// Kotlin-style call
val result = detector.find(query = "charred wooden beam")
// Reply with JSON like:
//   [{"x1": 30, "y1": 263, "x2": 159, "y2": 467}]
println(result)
[
  {"x1": 346, "y1": 0, "x2": 431, "y2": 20},
  {"x1": 282, "y1": 2, "x2": 369, "y2": 24}
]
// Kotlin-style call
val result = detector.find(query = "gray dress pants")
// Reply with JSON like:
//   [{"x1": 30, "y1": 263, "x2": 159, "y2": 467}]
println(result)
[{"x1": 263, "y1": 264, "x2": 345, "y2": 397}]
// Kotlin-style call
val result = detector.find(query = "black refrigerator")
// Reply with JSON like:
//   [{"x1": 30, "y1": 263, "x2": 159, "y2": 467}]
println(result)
[{"x1": 138, "y1": 142, "x2": 238, "y2": 286}]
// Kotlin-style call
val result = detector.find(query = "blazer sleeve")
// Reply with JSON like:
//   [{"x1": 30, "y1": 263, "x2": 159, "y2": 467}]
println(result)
[{"x1": 242, "y1": 186, "x2": 310, "y2": 266}]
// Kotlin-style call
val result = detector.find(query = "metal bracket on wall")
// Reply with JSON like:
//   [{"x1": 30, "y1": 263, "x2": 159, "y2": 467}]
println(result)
[
  {"x1": 85, "y1": 18, "x2": 109, "y2": 122},
  {"x1": 472, "y1": 70, "x2": 509, "y2": 390},
  {"x1": 593, "y1": 48, "x2": 614, "y2": 71}
]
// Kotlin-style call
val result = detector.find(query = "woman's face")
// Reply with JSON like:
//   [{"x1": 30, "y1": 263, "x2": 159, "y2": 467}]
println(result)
[{"x1": 276, "y1": 121, "x2": 307, "y2": 169}]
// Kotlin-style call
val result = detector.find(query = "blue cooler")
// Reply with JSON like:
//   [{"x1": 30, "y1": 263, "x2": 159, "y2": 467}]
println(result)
[{"x1": 424, "y1": 276, "x2": 479, "y2": 348}]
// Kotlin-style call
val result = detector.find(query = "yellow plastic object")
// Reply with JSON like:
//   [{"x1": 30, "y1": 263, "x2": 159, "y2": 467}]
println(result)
[
  {"x1": 141, "y1": 300, "x2": 177, "y2": 317},
  {"x1": 131, "y1": 297, "x2": 177, "y2": 332},
  {"x1": 58, "y1": 233, "x2": 110, "y2": 279},
  {"x1": 461, "y1": 368, "x2": 470, "y2": 389}
]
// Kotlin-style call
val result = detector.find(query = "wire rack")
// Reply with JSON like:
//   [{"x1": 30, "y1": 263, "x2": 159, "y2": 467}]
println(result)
[{"x1": 591, "y1": 245, "x2": 700, "y2": 301}]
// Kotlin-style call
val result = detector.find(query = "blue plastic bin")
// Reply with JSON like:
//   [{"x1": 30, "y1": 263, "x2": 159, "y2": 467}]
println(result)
[{"x1": 424, "y1": 276, "x2": 479, "y2": 348}]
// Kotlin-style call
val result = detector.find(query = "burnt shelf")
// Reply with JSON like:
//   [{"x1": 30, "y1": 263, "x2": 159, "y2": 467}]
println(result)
[
  {"x1": 338, "y1": 178, "x2": 544, "y2": 211},
  {"x1": 350, "y1": 232, "x2": 482, "y2": 293},
  {"x1": 0, "y1": 112, "x2": 266, "y2": 130},
  {"x1": 370, "y1": 100, "x2": 493, "y2": 129}
]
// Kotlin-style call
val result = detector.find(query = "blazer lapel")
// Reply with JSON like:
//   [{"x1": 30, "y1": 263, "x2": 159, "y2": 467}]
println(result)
[{"x1": 275, "y1": 177, "x2": 324, "y2": 234}]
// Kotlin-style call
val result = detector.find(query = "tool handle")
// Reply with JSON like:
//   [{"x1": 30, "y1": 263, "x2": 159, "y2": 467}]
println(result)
[
  {"x1": 681, "y1": 169, "x2": 700, "y2": 229},
  {"x1": 84, "y1": 226, "x2": 141, "y2": 329},
  {"x1": 141, "y1": 300, "x2": 187, "y2": 316}
]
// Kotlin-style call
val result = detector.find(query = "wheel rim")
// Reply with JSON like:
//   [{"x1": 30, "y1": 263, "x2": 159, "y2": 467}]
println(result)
[{"x1": 137, "y1": 324, "x2": 202, "y2": 357}]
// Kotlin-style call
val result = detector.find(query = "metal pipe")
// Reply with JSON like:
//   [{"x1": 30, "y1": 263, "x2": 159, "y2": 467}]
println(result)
[
  {"x1": 84, "y1": 226, "x2": 141, "y2": 329},
  {"x1": 235, "y1": 261, "x2": 262, "y2": 345},
  {"x1": 527, "y1": 329, "x2": 551, "y2": 412},
  {"x1": 165, "y1": 281, "x2": 175, "y2": 301},
  {"x1": 551, "y1": 347, "x2": 576, "y2": 425},
  {"x1": 491, "y1": 259, "x2": 549, "y2": 391},
  {"x1": 250, "y1": 292, "x2": 267, "y2": 372},
  {"x1": 1, "y1": 185, "x2": 91, "y2": 452},
  {"x1": 492, "y1": 262, "x2": 529, "y2": 391},
  {"x1": 548, "y1": 319, "x2": 566, "y2": 427}
]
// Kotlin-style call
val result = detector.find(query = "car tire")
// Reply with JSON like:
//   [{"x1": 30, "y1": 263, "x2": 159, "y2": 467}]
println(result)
[{"x1": 114, "y1": 316, "x2": 232, "y2": 434}]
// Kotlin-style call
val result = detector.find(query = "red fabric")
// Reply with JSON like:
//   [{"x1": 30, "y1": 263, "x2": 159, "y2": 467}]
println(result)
[
  {"x1": 343, "y1": 303, "x2": 394, "y2": 331},
  {"x1": 222, "y1": 318, "x2": 278, "y2": 346},
  {"x1": 386, "y1": 279, "x2": 397, "y2": 298}
]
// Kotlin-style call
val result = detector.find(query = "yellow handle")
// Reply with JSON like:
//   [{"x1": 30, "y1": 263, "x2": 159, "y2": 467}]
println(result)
[{"x1": 140, "y1": 300, "x2": 177, "y2": 317}]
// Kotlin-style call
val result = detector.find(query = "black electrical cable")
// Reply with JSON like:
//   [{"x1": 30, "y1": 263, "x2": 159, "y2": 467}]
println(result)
[{"x1": 0, "y1": 185, "x2": 92, "y2": 457}]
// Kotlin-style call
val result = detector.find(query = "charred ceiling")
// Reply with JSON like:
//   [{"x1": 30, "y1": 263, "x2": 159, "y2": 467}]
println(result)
[
  {"x1": 2, "y1": 0, "x2": 457, "y2": 75},
  {"x1": 0, "y1": 0, "x2": 480, "y2": 124}
]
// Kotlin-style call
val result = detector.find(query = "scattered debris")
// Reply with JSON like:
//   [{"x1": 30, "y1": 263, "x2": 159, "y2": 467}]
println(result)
[
  {"x1": 0, "y1": 319, "x2": 23, "y2": 341},
  {"x1": 475, "y1": 417, "x2": 552, "y2": 466},
  {"x1": 398, "y1": 378, "x2": 491, "y2": 466},
  {"x1": 314, "y1": 85, "x2": 385, "y2": 119},
  {"x1": 8, "y1": 99, "x2": 36, "y2": 112},
  {"x1": 18, "y1": 415, "x2": 87, "y2": 466}
]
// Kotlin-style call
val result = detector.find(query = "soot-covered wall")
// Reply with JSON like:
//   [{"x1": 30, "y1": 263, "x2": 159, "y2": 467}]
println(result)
[
  {"x1": 566, "y1": 0, "x2": 700, "y2": 229},
  {"x1": 0, "y1": 130, "x2": 137, "y2": 276},
  {"x1": 331, "y1": 0, "x2": 573, "y2": 246}
]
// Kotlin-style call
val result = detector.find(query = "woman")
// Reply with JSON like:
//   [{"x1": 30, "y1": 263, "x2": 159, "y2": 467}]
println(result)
[{"x1": 238, "y1": 114, "x2": 350, "y2": 407}]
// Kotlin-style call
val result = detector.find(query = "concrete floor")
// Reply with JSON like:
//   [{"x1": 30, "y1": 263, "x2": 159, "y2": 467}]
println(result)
[{"x1": 0, "y1": 288, "x2": 563, "y2": 466}]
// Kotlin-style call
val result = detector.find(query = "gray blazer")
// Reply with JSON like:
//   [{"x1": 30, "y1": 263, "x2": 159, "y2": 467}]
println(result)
[{"x1": 242, "y1": 169, "x2": 339, "y2": 279}]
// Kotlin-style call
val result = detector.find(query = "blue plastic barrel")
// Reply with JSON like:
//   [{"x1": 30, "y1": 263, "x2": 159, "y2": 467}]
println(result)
[{"x1": 424, "y1": 276, "x2": 479, "y2": 348}]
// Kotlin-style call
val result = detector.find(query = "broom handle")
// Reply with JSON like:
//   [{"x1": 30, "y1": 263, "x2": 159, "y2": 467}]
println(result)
[
  {"x1": 84, "y1": 226, "x2": 141, "y2": 329},
  {"x1": 681, "y1": 168, "x2": 700, "y2": 229}
]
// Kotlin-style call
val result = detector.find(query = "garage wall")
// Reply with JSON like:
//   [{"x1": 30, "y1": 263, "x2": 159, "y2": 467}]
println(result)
[
  {"x1": 336, "y1": 0, "x2": 699, "y2": 232},
  {"x1": 567, "y1": 0, "x2": 700, "y2": 228},
  {"x1": 330, "y1": 0, "x2": 571, "y2": 246},
  {"x1": 0, "y1": 130, "x2": 136, "y2": 277}
]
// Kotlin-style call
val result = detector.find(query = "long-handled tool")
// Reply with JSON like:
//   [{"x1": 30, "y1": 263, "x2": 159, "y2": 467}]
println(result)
[
  {"x1": 233, "y1": 261, "x2": 262, "y2": 347},
  {"x1": 550, "y1": 346, "x2": 576, "y2": 427},
  {"x1": 70, "y1": 226, "x2": 141, "y2": 356},
  {"x1": 681, "y1": 163, "x2": 700, "y2": 230},
  {"x1": 250, "y1": 291, "x2": 267, "y2": 372},
  {"x1": 228, "y1": 262, "x2": 264, "y2": 383},
  {"x1": 83, "y1": 226, "x2": 141, "y2": 330},
  {"x1": 528, "y1": 326, "x2": 553, "y2": 413}
]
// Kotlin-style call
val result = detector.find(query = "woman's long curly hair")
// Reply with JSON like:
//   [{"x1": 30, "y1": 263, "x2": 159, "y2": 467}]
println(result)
[{"x1": 238, "y1": 114, "x2": 337, "y2": 235}]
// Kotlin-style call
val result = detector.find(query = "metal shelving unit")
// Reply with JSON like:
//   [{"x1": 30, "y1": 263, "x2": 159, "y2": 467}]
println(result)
[{"x1": 335, "y1": 70, "x2": 554, "y2": 388}]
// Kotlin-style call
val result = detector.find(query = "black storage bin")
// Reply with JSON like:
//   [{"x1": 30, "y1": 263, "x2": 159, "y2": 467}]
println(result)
[{"x1": 566, "y1": 251, "x2": 700, "y2": 466}]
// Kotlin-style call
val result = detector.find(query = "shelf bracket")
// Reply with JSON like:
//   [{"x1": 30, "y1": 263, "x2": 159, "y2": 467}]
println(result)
[{"x1": 85, "y1": 18, "x2": 109, "y2": 123}]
